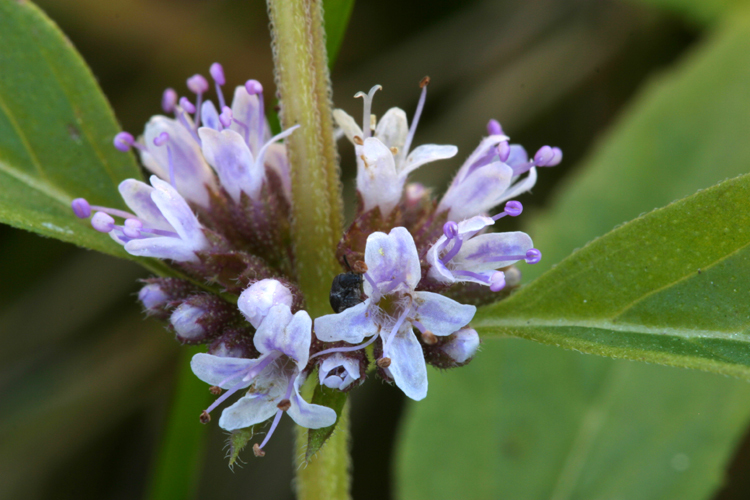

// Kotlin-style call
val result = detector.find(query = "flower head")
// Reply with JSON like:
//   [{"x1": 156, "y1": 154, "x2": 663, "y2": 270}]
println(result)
[{"x1": 315, "y1": 227, "x2": 476, "y2": 400}]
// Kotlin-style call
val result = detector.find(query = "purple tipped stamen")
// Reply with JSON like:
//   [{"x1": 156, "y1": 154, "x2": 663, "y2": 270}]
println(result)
[
  {"x1": 211, "y1": 63, "x2": 227, "y2": 109},
  {"x1": 71, "y1": 198, "x2": 92, "y2": 219},
  {"x1": 487, "y1": 119, "x2": 504, "y2": 136},
  {"x1": 153, "y1": 131, "x2": 169, "y2": 147},
  {"x1": 179, "y1": 96, "x2": 196, "y2": 115},
  {"x1": 525, "y1": 248, "x2": 542, "y2": 264},
  {"x1": 533, "y1": 146, "x2": 562, "y2": 167},
  {"x1": 114, "y1": 132, "x2": 135, "y2": 152},
  {"x1": 91, "y1": 211, "x2": 115, "y2": 233},
  {"x1": 219, "y1": 106, "x2": 233, "y2": 128},
  {"x1": 187, "y1": 74, "x2": 209, "y2": 126},
  {"x1": 489, "y1": 271, "x2": 506, "y2": 292},
  {"x1": 354, "y1": 85, "x2": 382, "y2": 139},
  {"x1": 245, "y1": 79, "x2": 263, "y2": 95},
  {"x1": 492, "y1": 200, "x2": 523, "y2": 220},
  {"x1": 440, "y1": 233, "x2": 464, "y2": 264},
  {"x1": 123, "y1": 218, "x2": 143, "y2": 238},
  {"x1": 162, "y1": 88, "x2": 178, "y2": 114},
  {"x1": 443, "y1": 221, "x2": 459, "y2": 239}
]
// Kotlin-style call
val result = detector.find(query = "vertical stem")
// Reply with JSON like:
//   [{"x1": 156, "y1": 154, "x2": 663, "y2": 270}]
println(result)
[{"x1": 266, "y1": 0, "x2": 349, "y2": 499}]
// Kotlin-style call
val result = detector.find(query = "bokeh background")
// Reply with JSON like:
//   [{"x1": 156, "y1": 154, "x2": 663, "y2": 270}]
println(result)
[{"x1": 2, "y1": 0, "x2": 750, "y2": 499}]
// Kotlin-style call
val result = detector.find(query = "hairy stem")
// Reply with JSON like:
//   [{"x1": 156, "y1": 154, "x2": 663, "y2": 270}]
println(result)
[{"x1": 266, "y1": 0, "x2": 349, "y2": 498}]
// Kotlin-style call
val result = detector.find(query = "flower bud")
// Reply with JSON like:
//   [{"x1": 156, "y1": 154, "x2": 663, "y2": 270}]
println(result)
[
  {"x1": 441, "y1": 328, "x2": 480, "y2": 364},
  {"x1": 170, "y1": 303, "x2": 207, "y2": 342},
  {"x1": 170, "y1": 293, "x2": 239, "y2": 344},
  {"x1": 318, "y1": 353, "x2": 363, "y2": 391},
  {"x1": 139, "y1": 283, "x2": 169, "y2": 311},
  {"x1": 238, "y1": 279, "x2": 294, "y2": 329}
]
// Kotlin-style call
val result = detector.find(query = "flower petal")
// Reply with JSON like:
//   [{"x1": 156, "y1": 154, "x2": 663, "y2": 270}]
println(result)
[
  {"x1": 357, "y1": 138, "x2": 401, "y2": 215},
  {"x1": 374, "y1": 107, "x2": 408, "y2": 151},
  {"x1": 140, "y1": 115, "x2": 215, "y2": 206},
  {"x1": 414, "y1": 291, "x2": 476, "y2": 336},
  {"x1": 364, "y1": 227, "x2": 421, "y2": 293},
  {"x1": 453, "y1": 134, "x2": 509, "y2": 185},
  {"x1": 198, "y1": 127, "x2": 260, "y2": 202},
  {"x1": 190, "y1": 353, "x2": 256, "y2": 389},
  {"x1": 400, "y1": 144, "x2": 457, "y2": 177},
  {"x1": 385, "y1": 327, "x2": 428, "y2": 401},
  {"x1": 149, "y1": 176, "x2": 208, "y2": 250},
  {"x1": 118, "y1": 179, "x2": 173, "y2": 231},
  {"x1": 287, "y1": 377, "x2": 338, "y2": 428},
  {"x1": 314, "y1": 301, "x2": 378, "y2": 344},
  {"x1": 229, "y1": 85, "x2": 268, "y2": 152},
  {"x1": 124, "y1": 235, "x2": 199, "y2": 262},
  {"x1": 201, "y1": 100, "x2": 221, "y2": 130},
  {"x1": 439, "y1": 161, "x2": 514, "y2": 221},
  {"x1": 497, "y1": 167, "x2": 537, "y2": 205},
  {"x1": 454, "y1": 231, "x2": 533, "y2": 271},
  {"x1": 506, "y1": 144, "x2": 528, "y2": 167},
  {"x1": 218, "y1": 393, "x2": 280, "y2": 431},
  {"x1": 254, "y1": 305, "x2": 312, "y2": 365},
  {"x1": 333, "y1": 108, "x2": 364, "y2": 144}
]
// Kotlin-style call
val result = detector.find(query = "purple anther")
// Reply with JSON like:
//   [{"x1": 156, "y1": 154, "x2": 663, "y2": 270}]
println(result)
[
  {"x1": 548, "y1": 147, "x2": 563, "y2": 166},
  {"x1": 71, "y1": 198, "x2": 91, "y2": 219},
  {"x1": 245, "y1": 79, "x2": 263, "y2": 95},
  {"x1": 487, "y1": 119, "x2": 504, "y2": 136},
  {"x1": 91, "y1": 211, "x2": 115, "y2": 233},
  {"x1": 219, "y1": 106, "x2": 233, "y2": 128},
  {"x1": 525, "y1": 248, "x2": 542, "y2": 264},
  {"x1": 209, "y1": 63, "x2": 225, "y2": 86},
  {"x1": 497, "y1": 141, "x2": 511, "y2": 163},
  {"x1": 534, "y1": 146, "x2": 555, "y2": 167},
  {"x1": 153, "y1": 131, "x2": 169, "y2": 147},
  {"x1": 489, "y1": 271, "x2": 506, "y2": 292},
  {"x1": 162, "y1": 88, "x2": 178, "y2": 113},
  {"x1": 179, "y1": 96, "x2": 196, "y2": 114},
  {"x1": 443, "y1": 221, "x2": 459, "y2": 240},
  {"x1": 504, "y1": 200, "x2": 523, "y2": 217},
  {"x1": 123, "y1": 218, "x2": 143, "y2": 238},
  {"x1": 113, "y1": 131, "x2": 135, "y2": 152},
  {"x1": 187, "y1": 74, "x2": 209, "y2": 94}
]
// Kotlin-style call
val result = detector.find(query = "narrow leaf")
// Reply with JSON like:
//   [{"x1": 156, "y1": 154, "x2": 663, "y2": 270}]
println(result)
[{"x1": 0, "y1": 1, "x2": 143, "y2": 258}]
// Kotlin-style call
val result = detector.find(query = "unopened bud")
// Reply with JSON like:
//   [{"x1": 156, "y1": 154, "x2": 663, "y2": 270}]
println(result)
[
  {"x1": 139, "y1": 283, "x2": 169, "y2": 311},
  {"x1": 170, "y1": 303, "x2": 206, "y2": 341},
  {"x1": 238, "y1": 279, "x2": 294, "y2": 329},
  {"x1": 441, "y1": 328, "x2": 480, "y2": 364}
]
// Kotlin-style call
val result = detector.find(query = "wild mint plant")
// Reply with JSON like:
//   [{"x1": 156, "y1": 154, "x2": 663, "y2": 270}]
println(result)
[{"x1": 3, "y1": 1, "x2": 750, "y2": 499}]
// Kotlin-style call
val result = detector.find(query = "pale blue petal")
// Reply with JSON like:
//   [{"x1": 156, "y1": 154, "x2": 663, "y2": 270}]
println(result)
[
  {"x1": 124, "y1": 236, "x2": 199, "y2": 262},
  {"x1": 385, "y1": 327, "x2": 428, "y2": 401},
  {"x1": 414, "y1": 291, "x2": 476, "y2": 336},
  {"x1": 374, "y1": 107, "x2": 408, "y2": 151},
  {"x1": 149, "y1": 176, "x2": 207, "y2": 251},
  {"x1": 254, "y1": 305, "x2": 311, "y2": 365},
  {"x1": 364, "y1": 227, "x2": 421, "y2": 294},
  {"x1": 314, "y1": 301, "x2": 378, "y2": 344},
  {"x1": 287, "y1": 377, "x2": 338, "y2": 429},
  {"x1": 118, "y1": 179, "x2": 172, "y2": 230},
  {"x1": 218, "y1": 393, "x2": 280, "y2": 431},
  {"x1": 439, "y1": 161, "x2": 514, "y2": 221},
  {"x1": 190, "y1": 353, "x2": 255, "y2": 389},
  {"x1": 456, "y1": 231, "x2": 533, "y2": 271},
  {"x1": 198, "y1": 127, "x2": 260, "y2": 202},
  {"x1": 201, "y1": 100, "x2": 221, "y2": 130},
  {"x1": 400, "y1": 144, "x2": 457, "y2": 177},
  {"x1": 357, "y1": 138, "x2": 401, "y2": 215}
]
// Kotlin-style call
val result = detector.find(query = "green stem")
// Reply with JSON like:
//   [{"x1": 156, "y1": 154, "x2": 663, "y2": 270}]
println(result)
[{"x1": 266, "y1": 0, "x2": 350, "y2": 498}]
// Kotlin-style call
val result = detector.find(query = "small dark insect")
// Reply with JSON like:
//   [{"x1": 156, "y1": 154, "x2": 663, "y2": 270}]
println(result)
[{"x1": 329, "y1": 256, "x2": 365, "y2": 313}]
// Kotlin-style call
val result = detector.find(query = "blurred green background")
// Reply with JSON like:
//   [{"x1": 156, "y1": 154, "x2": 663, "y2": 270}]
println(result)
[{"x1": 2, "y1": 0, "x2": 750, "y2": 499}]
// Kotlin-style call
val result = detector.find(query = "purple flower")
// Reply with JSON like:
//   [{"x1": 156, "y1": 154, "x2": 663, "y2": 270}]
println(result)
[
  {"x1": 426, "y1": 209, "x2": 539, "y2": 290},
  {"x1": 314, "y1": 227, "x2": 476, "y2": 400},
  {"x1": 333, "y1": 83, "x2": 457, "y2": 215},
  {"x1": 191, "y1": 304, "x2": 336, "y2": 455}
]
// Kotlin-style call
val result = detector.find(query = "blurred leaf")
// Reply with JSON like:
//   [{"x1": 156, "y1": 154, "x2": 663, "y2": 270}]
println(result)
[
  {"x1": 476, "y1": 173, "x2": 750, "y2": 378},
  {"x1": 147, "y1": 346, "x2": 213, "y2": 500},
  {"x1": 631, "y1": 0, "x2": 750, "y2": 24},
  {"x1": 397, "y1": 12, "x2": 750, "y2": 500},
  {"x1": 323, "y1": 0, "x2": 355, "y2": 67},
  {"x1": 306, "y1": 384, "x2": 348, "y2": 461},
  {"x1": 0, "y1": 1, "x2": 143, "y2": 258}
]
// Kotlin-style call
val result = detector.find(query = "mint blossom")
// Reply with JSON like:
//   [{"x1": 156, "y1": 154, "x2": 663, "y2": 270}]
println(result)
[
  {"x1": 315, "y1": 227, "x2": 476, "y2": 400},
  {"x1": 334, "y1": 81, "x2": 457, "y2": 215},
  {"x1": 192, "y1": 304, "x2": 336, "y2": 456}
]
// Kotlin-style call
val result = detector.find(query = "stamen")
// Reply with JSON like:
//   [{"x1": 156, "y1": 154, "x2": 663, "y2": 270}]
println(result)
[
  {"x1": 421, "y1": 331, "x2": 437, "y2": 345},
  {"x1": 219, "y1": 106, "x2": 233, "y2": 129},
  {"x1": 244, "y1": 80, "x2": 263, "y2": 147},
  {"x1": 91, "y1": 211, "x2": 115, "y2": 233},
  {"x1": 209, "y1": 386, "x2": 222, "y2": 395},
  {"x1": 489, "y1": 271, "x2": 506, "y2": 292},
  {"x1": 71, "y1": 198, "x2": 92, "y2": 218},
  {"x1": 487, "y1": 119, "x2": 504, "y2": 136},
  {"x1": 492, "y1": 200, "x2": 523, "y2": 220},
  {"x1": 443, "y1": 221, "x2": 459, "y2": 239},
  {"x1": 383, "y1": 301, "x2": 413, "y2": 354},
  {"x1": 452, "y1": 270, "x2": 490, "y2": 283},
  {"x1": 310, "y1": 333, "x2": 379, "y2": 359},
  {"x1": 363, "y1": 272, "x2": 381, "y2": 301},
  {"x1": 402, "y1": 76, "x2": 429, "y2": 159},
  {"x1": 377, "y1": 357, "x2": 391, "y2": 368},
  {"x1": 276, "y1": 399, "x2": 291, "y2": 411},
  {"x1": 497, "y1": 141, "x2": 511, "y2": 162},
  {"x1": 533, "y1": 146, "x2": 563, "y2": 167},
  {"x1": 354, "y1": 85, "x2": 382, "y2": 138},
  {"x1": 162, "y1": 88, "x2": 178, "y2": 114},
  {"x1": 179, "y1": 96, "x2": 196, "y2": 114},
  {"x1": 187, "y1": 74, "x2": 209, "y2": 126},
  {"x1": 88, "y1": 205, "x2": 137, "y2": 220},
  {"x1": 209, "y1": 63, "x2": 227, "y2": 109},
  {"x1": 114, "y1": 132, "x2": 135, "y2": 152},
  {"x1": 440, "y1": 233, "x2": 464, "y2": 264},
  {"x1": 353, "y1": 135, "x2": 364, "y2": 146},
  {"x1": 525, "y1": 248, "x2": 542, "y2": 264},
  {"x1": 256, "y1": 374, "x2": 297, "y2": 454},
  {"x1": 123, "y1": 218, "x2": 143, "y2": 238},
  {"x1": 199, "y1": 411, "x2": 211, "y2": 424},
  {"x1": 253, "y1": 444, "x2": 266, "y2": 457}
]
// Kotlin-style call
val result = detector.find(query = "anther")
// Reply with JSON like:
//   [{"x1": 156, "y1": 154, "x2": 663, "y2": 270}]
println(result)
[
  {"x1": 114, "y1": 132, "x2": 135, "y2": 152},
  {"x1": 487, "y1": 119, "x2": 503, "y2": 136},
  {"x1": 497, "y1": 141, "x2": 511, "y2": 162},
  {"x1": 179, "y1": 96, "x2": 196, "y2": 114},
  {"x1": 421, "y1": 331, "x2": 438, "y2": 345},
  {"x1": 162, "y1": 88, "x2": 178, "y2": 113},
  {"x1": 245, "y1": 79, "x2": 263, "y2": 95},
  {"x1": 533, "y1": 146, "x2": 562, "y2": 167},
  {"x1": 219, "y1": 106, "x2": 233, "y2": 128},
  {"x1": 377, "y1": 357, "x2": 392, "y2": 368},
  {"x1": 123, "y1": 218, "x2": 143, "y2": 238},
  {"x1": 419, "y1": 76, "x2": 431, "y2": 88},
  {"x1": 489, "y1": 271, "x2": 506, "y2": 292},
  {"x1": 276, "y1": 399, "x2": 291, "y2": 411},
  {"x1": 253, "y1": 444, "x2": 266, "y2": 457},
  {"x1": 91, "y1": 211, "x2": 115, "y2": 233},
  {"x1": 504, "y1": 201, "x2": 523, "y2": 217},
  {"x1": 199, "y1": 411, "x2": 211, "y2": 424},
  {"x1": 209, "y1": 386, "x2": 222, "y2": 395},
  {"x1": 153, "y1": 131, "x2": 169, "y2": 147},
  {"x1": 352, "y1": 260, "x2": 368, "y2": 274},
  {"x1": 390, "y1": 146, "x2": 399, "y2": 155},
  {"x1": 525, "y1": 248, "x2": 542, "y2": 264},
  {"x1": 187, "y1": 74, "x2": 209, "y2": 95},
  {"x1": 353, "y1": 136, "x2": 364, "y2": 146},
  {"x1": 71, "y1": 198, "x2": 92, "y2": 219},
  {"x1": 443, "y1": 221, "x2": 459, "y2": 240},
  {"x1": 209, "y1": 63, "x2": 226, "y2": 86}
]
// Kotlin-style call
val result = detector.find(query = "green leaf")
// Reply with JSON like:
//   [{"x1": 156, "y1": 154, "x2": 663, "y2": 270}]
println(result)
[
  {"x1": 323, "y1": 0, "x2": 355, "y2": 67},
  {"x1": 630, "y1": 0, "x2": 750, "y2": 24},
  {"x1": 0, "y1": 0, "x2": 142, "y2": 258},
  {"x1": 306, "y1": 384, "x2": 348, "y2": 461},
  {"x1": 397, "y1": 13, "x2": 750, "y2": 500},
  {"x1": 476, "y1": 173, "x2": 750, "y2": 378}
]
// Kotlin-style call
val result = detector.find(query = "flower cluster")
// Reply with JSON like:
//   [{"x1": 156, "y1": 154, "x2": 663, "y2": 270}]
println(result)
[{"x1": 70, "y1": 66, "x2": 560, "y2": 457}]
